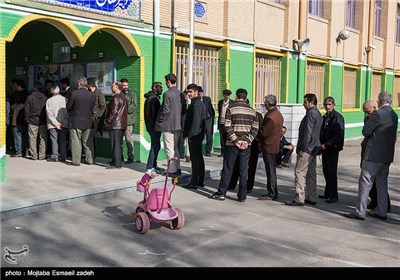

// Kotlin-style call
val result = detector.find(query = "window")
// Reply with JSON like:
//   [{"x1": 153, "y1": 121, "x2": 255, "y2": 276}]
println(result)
[
  {"x1": 371, "y1": 72, "x2": 382, "y2": 102},
  {"x1": 309, "y1": 0, "x2": 324, "y2": 17},
  {"x1": 393, "y1": 75, "x2": 400, "y2": 107},
  {"x1": 255, "y1": 55, "x2": 282, "y2": 110},
  {"x1": 306, "y1": 61, "x2": 326, "y2": 108},
  {"x1": 175, "y1": 43, "x2": 219, "y2": 108},
  {"x1": 345, "y1": 0, "x2": 355, "y2": 28},
  {"x1": 396, "y1": 4, "x2": 400, "y2": 44},
  {"x1": 343, "y1": 67, "x2": 358, "y2": 109},
  {"x1": 374, "y1": 0, "x2": 382, "y2": 37}
]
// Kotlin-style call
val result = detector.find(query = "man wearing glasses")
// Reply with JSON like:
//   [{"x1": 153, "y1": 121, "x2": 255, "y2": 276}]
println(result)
[{"x1": 319, "y1": 97, "x2": 345, "y2": 203}]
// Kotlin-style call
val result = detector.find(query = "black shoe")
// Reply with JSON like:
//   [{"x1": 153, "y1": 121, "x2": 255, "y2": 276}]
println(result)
[
  {"x1": 198, "y1": 182, "x2": 206, "y2": 187},
  {"x1": 125, "y1": 158, "x2": 134, "y2": 164},
  {"x1": 318, "y1": 195, "x2": 328, "y2": 199},
  {"x1": 168, "y1": 171, "x2": 181, "y2": 177},
  {"x1": 209, "y1": 193, "x2": 225, "y2": 201},
  {"x1": 325, "y1": 198, "x2": 338, "y2": 203},
  {"x1": 246, "y1": 189, "x2": 253, "y2": 194},
  {"x1": 106, "y1": 165, "x2": 121, "y2": 169},
  {"x1": 183, "y1": 183, "x2": 198, "y2": 190},
  {"x1": 284, "y1": 200, "x2": 305, "y2": 206},
  {"x1": 218, "y1": 154, "x2": 223, "y2": 157},
  {"x1": 205, "y1": 152, "x2": 211, "y2": 157},
  {"x1": 305, "y1": 199, "x2": 317, "y2": 205},
  {"x1": 238, "y1": 198, "x2": 246, "y2": 203},
  {"x1": 342, "y1": 213, "x2": 365, "y2": 220},
  {"x1": 107, "y1": 160, "x2": 114, "y2": 165},
  {"x1": 367, "y1": 212, "x2": 387, "y2": 220}
]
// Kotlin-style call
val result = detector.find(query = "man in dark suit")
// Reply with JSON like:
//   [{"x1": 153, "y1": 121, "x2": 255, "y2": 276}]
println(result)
[
  {"x1": 198, "y1": 86, "x2": 215, "y2": 156},
  {"x1": 183, "y1": 84, "x2": 206, "y2": 189},
  {"x1": 66, "y1": 77, "x2": 96, "y2": 166},
  {"x1": 344, "y1": 92, "x2": 398, "y2": 220},
  {"x1": 217, "y1": 89, "x2": 234, "y2": 157}
]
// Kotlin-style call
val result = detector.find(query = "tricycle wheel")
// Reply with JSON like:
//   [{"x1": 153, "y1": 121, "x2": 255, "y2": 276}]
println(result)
[
  {"x1": 171, "y1": 208, "x2": 184, "y2": 230},
  {"x1": 135, "y1": 212, "x2": 150, "y2": 234}
]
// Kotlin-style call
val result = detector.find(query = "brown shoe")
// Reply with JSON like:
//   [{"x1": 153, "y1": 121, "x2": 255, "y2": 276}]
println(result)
[
  {"x1": 275, "y1": 164, "x2": 283, "y2": 168},
  {"x1": 10, "y1": 154, "x2": 22, "y2": 158},
  {"x1": 185, "y1": 156, "x2": 191, "y2": 162}
]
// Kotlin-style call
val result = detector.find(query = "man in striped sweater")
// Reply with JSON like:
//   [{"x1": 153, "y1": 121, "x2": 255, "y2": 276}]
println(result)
[{"x1": 210, "y1": 88, "x2": 259, "y2": 202}]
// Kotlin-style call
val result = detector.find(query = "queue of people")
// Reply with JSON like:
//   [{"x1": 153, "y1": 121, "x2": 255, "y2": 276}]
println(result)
[{"x1": 6, "y1": 73, "x2": 397, "y2": 221}]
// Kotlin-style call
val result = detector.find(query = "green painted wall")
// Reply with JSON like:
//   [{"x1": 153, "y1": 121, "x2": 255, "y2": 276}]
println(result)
[
  {"x1": 329, "y1": 63, "x2": 343, "y2": 108},
  {"x1": 286, "y1": 53, "x2": 298, "y2": 104},
  {"x1": 228, "y1": 43, "x2": 254, "y2": 102}
]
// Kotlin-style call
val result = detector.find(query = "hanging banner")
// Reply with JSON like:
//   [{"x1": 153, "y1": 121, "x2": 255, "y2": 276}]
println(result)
[{"x1": 34, "y1": 0, "x2": 141, "y2": 21}]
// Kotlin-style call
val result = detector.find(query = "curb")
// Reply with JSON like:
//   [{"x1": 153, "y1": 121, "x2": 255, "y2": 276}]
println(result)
[{"x1": 1, "y1": 169, "x2": 221, "y2": 220}]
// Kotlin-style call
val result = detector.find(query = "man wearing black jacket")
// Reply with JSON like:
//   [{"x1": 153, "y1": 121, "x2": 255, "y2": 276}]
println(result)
[
  {"x1": 319, "y1": 97, "x2": 345, "y2": 203},
  {"x1": 144, "y1": 82, "x2": 163, "y2": 174},
  {"x1": 183, "y1": 83, "x2": 206, "y2": 189},
  {"x1": 198, "y1": 86, "x2": 215, "y2": 156}
]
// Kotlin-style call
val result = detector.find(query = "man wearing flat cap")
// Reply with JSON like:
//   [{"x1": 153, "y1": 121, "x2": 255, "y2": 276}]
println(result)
[{"x1": 217, "y1": 89, "x2": 234, "y2": 157}]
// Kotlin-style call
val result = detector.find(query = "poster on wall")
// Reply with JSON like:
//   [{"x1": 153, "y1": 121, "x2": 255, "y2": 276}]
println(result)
[
  {"x1": 60, "y1": 63, "x2": 85, "y2": 86},
  {"x1": 87, "y1": 62, "x2": 115, "y2": 96},
  {"x1": 36, "y1": 64, "x2": 59, "y2": 87},
  {"x1": 33, "y1": 0, "x2": 141, "y2": 21}
]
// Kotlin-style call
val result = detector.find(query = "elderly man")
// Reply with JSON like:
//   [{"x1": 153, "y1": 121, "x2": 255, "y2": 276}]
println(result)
[
  {"x1": 258, "y1": 94, "x2": 283, "y2": 201},
  {"x1": 343, "y1": 93, "x2": 397, "y2": 220},
  {"x1": 66, "y1": 77, "x2": 96, "y2": 166},
  {"x1": 104, "y1": 81, "x2": 128, "y2": 169}
]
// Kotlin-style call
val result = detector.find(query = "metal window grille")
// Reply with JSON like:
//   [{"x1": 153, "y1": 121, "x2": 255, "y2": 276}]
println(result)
[
  {"x1": 393, "y1": 75, "x2": 400, "y2": 107},
  {"x1": 309, "y1": 0, "x2": 324, "y2": 17},
  {"x1": 371, "y1": 73, "x2": 382, "y2": 102},
  {"x1": 396, "y1": 4, "x2": 400, "y2": 44},
  {"x1": 175, "y1": 43, "x2": 219, "y2": 108},
  {"x1": 345, "y1": 0, "x2": 355, "y2": 28},
  {"x1": 306, "y1": 62, "x2": 325, "y2": 108},
  {"x1": 343, "y1": 67, "x2": 357, "y2": 109},
  {"x1": 255, "y1": 55, "x2": 282, "y2": 110},
  {"x1": 375, "y1": 0, "x2": 382, "y2": 37}
]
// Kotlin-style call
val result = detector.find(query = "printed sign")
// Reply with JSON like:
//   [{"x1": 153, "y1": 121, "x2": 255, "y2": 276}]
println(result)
[{"x1": 35, "y1": 0, "x2": 141, "y2": 20}]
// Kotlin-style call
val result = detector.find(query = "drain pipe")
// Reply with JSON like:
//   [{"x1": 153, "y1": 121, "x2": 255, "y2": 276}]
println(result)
[
  {"x1": 153, "y1": 0, "x2": 160, "y2": 81},
  {"x1": 188, "y1": 0, "x2": 195, "y2": 84}
]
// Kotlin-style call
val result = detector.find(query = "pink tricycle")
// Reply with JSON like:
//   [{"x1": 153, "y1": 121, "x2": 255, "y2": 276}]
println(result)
[{"x1": 133, "y1": 158, "x2": 185, "y2": 234}]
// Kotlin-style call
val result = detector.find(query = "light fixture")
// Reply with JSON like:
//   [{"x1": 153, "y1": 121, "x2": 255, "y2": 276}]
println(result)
[
  {"x1": 98, "y1": 51, "x2": 104, "y2": 59},
  {"x1": 24, "y1": 56, "x2": 29, "y2": 63},
  {"x1": 71, "y1": 53, "x2": 78, "y2": 60},
  {"x1": 44, "y1": 55, "x2": 49, "y2": 62},
  {"x1": 336, "y1": 29, "x2": 350, "y2": 44},
  {"x1": 365, "y1": 44, "x2": 376, "y2": 52},
  {"x1": 293, "y1": 38, "x2": 310, "y2": 52}
]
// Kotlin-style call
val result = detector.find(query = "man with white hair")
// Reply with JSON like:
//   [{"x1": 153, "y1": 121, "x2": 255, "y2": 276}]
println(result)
[
  {"x1": 46, "y1": 86, "x2": 68, "y2": 162},
  {"x1": 343, "y1": 92, "x2": 398, "y2": 220}
]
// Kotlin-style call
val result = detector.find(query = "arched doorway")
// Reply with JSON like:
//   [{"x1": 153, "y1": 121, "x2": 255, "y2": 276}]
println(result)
[{"x1": 1, "y1": 16, "x2": 143, "y2": 182}]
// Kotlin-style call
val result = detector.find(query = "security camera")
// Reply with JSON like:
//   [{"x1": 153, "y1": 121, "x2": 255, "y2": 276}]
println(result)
[{"x1": 369, "y1": 44, "x2": 376, "y2": 50}]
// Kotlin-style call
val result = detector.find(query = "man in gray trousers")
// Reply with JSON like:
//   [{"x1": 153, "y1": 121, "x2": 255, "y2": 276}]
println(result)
[
  {"x1": 343, "y1": 91, "x2": 398, "y2": 220},
  {"x1": 285, "y1": 93, "x2": 323, "y2": 206}
]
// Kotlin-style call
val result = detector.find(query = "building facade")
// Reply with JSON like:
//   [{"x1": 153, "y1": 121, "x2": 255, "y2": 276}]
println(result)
[{"x1": 1, "y1": 0, "x2": 399, "y2": 182}]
